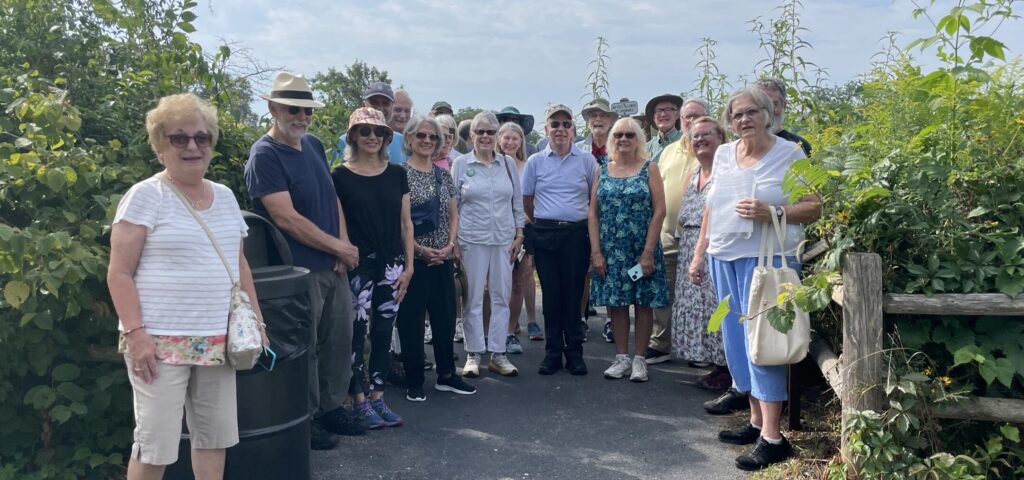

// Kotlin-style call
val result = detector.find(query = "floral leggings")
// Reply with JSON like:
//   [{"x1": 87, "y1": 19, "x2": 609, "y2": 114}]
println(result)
[{"x1": 348, "y1": 253, "x2": 404, "y2": 395}]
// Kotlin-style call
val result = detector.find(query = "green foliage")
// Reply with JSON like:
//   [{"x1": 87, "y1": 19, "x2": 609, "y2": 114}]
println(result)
[
  {"x1": 687, "y1": 37, "x2": 731, "y2": 115},
  {"x1": 581, "y1": 36, "x2": 611, "y2": 104},
  {"x1": 308, "y1": 60, "x2": 391, "y2": 157}
]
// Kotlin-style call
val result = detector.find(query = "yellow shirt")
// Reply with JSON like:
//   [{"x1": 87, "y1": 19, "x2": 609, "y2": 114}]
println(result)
[{"x1": 657, "y1": 138, "x2": 697, "y2": 254}]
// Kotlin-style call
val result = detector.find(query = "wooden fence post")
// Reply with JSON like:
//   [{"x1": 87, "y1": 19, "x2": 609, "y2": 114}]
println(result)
[{"x1": 840, "y1": 253, "x2": 885, "y2": 459}]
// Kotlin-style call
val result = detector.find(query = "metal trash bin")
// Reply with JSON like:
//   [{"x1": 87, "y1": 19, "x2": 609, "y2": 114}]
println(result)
[{"x1": 166, "y1": 212, "x2": 312, "y2": 480}]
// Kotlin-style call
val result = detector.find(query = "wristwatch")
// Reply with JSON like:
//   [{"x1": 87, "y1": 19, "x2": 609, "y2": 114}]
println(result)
[{"x1": 774, "y1": 205, "x2": 785, "y2": 218}]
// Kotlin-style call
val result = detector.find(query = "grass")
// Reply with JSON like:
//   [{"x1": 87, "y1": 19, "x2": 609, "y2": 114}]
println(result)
[{"x1": 750, "y1": 384, "x2": 844, "y2": 480}]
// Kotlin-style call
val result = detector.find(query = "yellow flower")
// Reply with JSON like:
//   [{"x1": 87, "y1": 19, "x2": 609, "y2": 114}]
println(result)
[
  {"x1": 837, "y1": 211, "x2": 850, "y2": 223},
  {"x1": 922, "y1": 367, "x2": 934, "y2": 377},
  {"x1": 1015, "y1": 117, "x2": 1024, "y2": 126},
  {"x1": 941, "y1": 376, "x2": 952, "y2": 386}
]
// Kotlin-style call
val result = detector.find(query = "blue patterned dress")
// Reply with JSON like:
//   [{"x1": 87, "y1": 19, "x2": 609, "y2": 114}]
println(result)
[{"x1": 590, "y1": 161, "x2": 669, "y2": 308}]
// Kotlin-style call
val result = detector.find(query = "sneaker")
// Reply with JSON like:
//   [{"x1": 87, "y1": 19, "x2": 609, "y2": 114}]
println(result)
[
  {"x1": 604, "y1": 355, "x2": 632, "y2": 379},
  {"x1": 602, "y1": 320, "x2": 614, "y2": 343},
  {"x1": 370, "y1": 398, "x2": 403, "y2": 427},
  {"x1": 406, "y1": 385, "x2": 426, "y2": 402},
  {"x1": 488, "y1": 353, "x2": 519, "y2": 376},
  {"x1": 310, "y1": 421, "x2": 340, "y2": 450},
  {"x1": 424, "y1": 321, "x2": 433, "y2": 344},
  {"x1": 735, "y1": 437, "x2": 793, "y2": 471},
  {"x1": 538, "y1": 354, "x2": 562, "y2": 375},
  {"x1": 527, "y1": 323, "x2": 543, "y2": 341},
  {"x1": 704, "y1": 388, "x2": 750, "y2": 415},
  {"x1": 644, "y1": 347, "x2": 671, "y2": 365},
  {"x1": 319, "y1": 407, "x2": 367, "y2": 436},
  {"x1": 462, "y1": 353, "x2": 481, "y2": 378},
  {"x1": 565, "y1": 355, "x2": 588, "y2": 376},
  {"x1": 453, "y1": 319, "x2": 465, "y2": 343},
  {"x1": 719, "y1": 423, "x2": 762, "y2": 445},
  {"x1": 506, "y1": 335, "x2": 524, "y2": 354},
  {"x1": 629, "y1": 356, "x2": 648, "y2": 382},
  {"x1": 435, "y1": 375, "x2": 477, "y2": 395},
  {"x1": 354, "y1": 400, "x2": 385, "y2": 430}
]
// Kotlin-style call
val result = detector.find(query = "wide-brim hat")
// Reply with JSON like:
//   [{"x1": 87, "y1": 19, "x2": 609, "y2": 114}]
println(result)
[
  {"x1": 260, "y1": 71, "x2": 324, "y2": 108},
  {"x1": 496, "y1": 106, "x2": 535, "y2": 133},
  {"x1": 347, "y1": 107, "x2": 393, "y2": 146},
  {"x1": 581, "y1": 98, "x2": 617, "y2": 121},
  {"x1": 644, "y1": 93, "x2": 683, "y2": 122}
]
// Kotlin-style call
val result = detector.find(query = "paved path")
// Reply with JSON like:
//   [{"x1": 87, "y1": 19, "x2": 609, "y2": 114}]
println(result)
[{"x1": 312, "y1": 311, "x2": 748, "y2": 480}]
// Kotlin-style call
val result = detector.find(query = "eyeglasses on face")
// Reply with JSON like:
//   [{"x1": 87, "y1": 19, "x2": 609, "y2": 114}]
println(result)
[
  {"x1": 287, "y1": 106, "x2": 314, "y2": 116},
  {"x1": 691, "y1": 132, "x2": 719, "y2": 141},
  {"x1": 548, "y1": 121, "x2": 573, "y2": 129},
  {"x1": 730, "y1": 108, "x2": 762, "y2": 122},
  {"x1": 612, "y1": 132, "x2": 637, "y2": 139},
  {"x1": 357, "y1": 125, "x2": 390, "y2": 138},
  {"x1": 166, "y1": 133, "x2": 213, "y2": 148},
  {"x1": 655, "y1": 107, "x2": 679, "y2": 115},
  {"x1": 474, "y1": 129, "x2": 497, "y2": 136},
  {"x1": 414, "y1": 132, "x2": 440, "y2": 141}
]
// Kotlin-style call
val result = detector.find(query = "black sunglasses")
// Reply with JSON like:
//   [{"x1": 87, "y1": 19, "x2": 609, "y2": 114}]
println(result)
[
  {"x1": 357, "y1": 125, "x2": 390, "y2": 138},
  {"x1": 414, "y1": 132, "x2": 440, "y2": 141},
  {"x1": 548, "y1": 121, "x2": 573, "y2": 129},
  {"x1": 474, "y1": 129, "x2": 497, "y2": 136},
  {"x1": 612, "y1": 132, "x2": 637, "y2": 139},
  {"x1": 166, "y1": 133, "x2": 213, "y2": 148},
  {"x1": 287, "y1": 106, "x2": 314, "y2": 116}
]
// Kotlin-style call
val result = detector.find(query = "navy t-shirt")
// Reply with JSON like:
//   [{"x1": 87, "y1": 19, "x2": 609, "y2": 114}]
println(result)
[
  {"x1": 331, "y1": 163, "x2": 409, "y2": 259},
  {"x1": 245, "y1": 134, "x2": 339, "y2": 272}
]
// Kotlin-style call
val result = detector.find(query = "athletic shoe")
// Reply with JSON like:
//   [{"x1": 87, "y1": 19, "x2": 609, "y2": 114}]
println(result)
[
  {"x1": 453, "y1": 319, "x2": 465, "y2": 343},
  {"x1": 462, "y1": 353, "x2": 481, "y2": 378},
  {"x1": 704, "y1": 388, "x2": 750, "y2": 415},
  {"x1": 370, "y1": 398, "x2": 403, "y2": 427},
  {"x1": 310, "y1": 421, "x2": 340, "y2": 450},
  {"x1": 319, "y1": 407, "x2": 367, "y2": 436},
  {"x1": 644, "y1": 347, "x2": 671, "y2": 365},
  {"x1": 527, "y1": 322, "x2": 543, "y2": 341},
  {"x1": 406, "y1": 385, "x2": 426, "y2": 402},
  {"x1": 424, "y1": 321, "x2": 433, "y2": 344},
  {"x1": 603, "y1": 355, "x2": 632, "y2": 379},
  {"x1": 538, "y1": 354, "x2": 562, "y2": 375},
  {"x1": 488, "y1": 353, "x2": 519, "y2": 376},
  {"x1": 354, "y1": 400, "x2": 385, "y2": 430},
  {"x1": 434, "y1": 375, "x2": 477, "y2": 395},
  {"x1": 629, "y1": 355, "x2": 648, "y2": 382},
  {"x1": 506, "y1": 335, "x2": 524, "y2": 354},
  {"x1": 719, "y1": 423, "x2": 761, "y2": 445},
  {"x1": 735, "y1": 437, "x2": 793, "y2": 471},
  {"x1": 602, "y1": 320, "x2": 614, "y2": 343},
  {"x1": 565, "y1": 355, "x2": 588, "y2": 376}
]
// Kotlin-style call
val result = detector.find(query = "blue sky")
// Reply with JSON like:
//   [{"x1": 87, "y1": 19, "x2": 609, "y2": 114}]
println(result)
[{"x1": 192, "y1": 0, "x2": 1024, "y2": 129}]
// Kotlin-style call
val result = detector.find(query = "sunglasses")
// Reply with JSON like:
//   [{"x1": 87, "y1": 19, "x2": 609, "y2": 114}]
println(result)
[
  {"x1": 357, "y1": 125, "x2": 390, "y2": 138},
  {"x1": 474, "y1": 129, "x2": 497, "y2": 136},
  {"x1": 612, "y1": 132, "x2": 637, "y2": 139},
  {"x1": 287, "y1": 106, "x2": 314, "y2": 116},
  {"x1": 414, "y1": 132, "x2": 440, "y2": 141},
  {"x1": 548, "y1": 121, "x2": 573, "y2": 129},
  {"x1": 166, "y1": 133, "x2": 213, "y2": 148}
]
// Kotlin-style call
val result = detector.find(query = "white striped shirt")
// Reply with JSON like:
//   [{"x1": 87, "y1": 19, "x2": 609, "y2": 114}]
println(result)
[{"x1": 113, "y1": 177, "x2": 247, "y2": 336}]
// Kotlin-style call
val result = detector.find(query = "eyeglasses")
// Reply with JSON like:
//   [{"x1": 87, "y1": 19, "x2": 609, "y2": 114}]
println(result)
[
  {"x1": 691, "y1": 132, "x2": 719, "y2": 141},
  {"x1": 730, "y1": 108, "x2": 763, "y2": 122},
  {"x1": 287, "y1": 106, "x2": 314, "y2": 116},
  {"x1": 474, "y1": 129, "x2": 496, "y2": 136},
  {"x1": 414, "y1": 132, "x2": 440, "y2": 141},
  {"x1": 548, "y1": 121, "x2": 573, "y2": 129},
  {"x1": 166, "y1": 133, "x2": 213, "y2": 148},
  {"x1": 357, "y1": 125, "x2": 389, "y2": 138},
  {"x1": 612, "y1": 132, "x2": 637, "y2": 139},
  {"x1": 682, "y1": 113, "x2": 705, "y2": 121},
  {"x1": 447, "y1": 127, "x2": 456, "y2": 135},
  {"x1": 655, "y1": 107, "x2": 679, "y2": 115}
]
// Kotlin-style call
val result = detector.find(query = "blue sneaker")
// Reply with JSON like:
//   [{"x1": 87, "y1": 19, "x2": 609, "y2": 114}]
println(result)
[
  {"x1": 527, "y1": 322, "x2": 543, "y2": 341},
  {"x1": 506, "y1": 334, "x2": 524, "y2": 354},
  {"x1": 371, "y1": 398, "x2": 403, "y2": 427},
  {"x1": 355, "y1": 400, "x2": 385, "y2": 430}
]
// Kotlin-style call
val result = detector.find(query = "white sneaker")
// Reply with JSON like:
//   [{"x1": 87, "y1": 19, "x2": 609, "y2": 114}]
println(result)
[
  {"x1": 424, "y1": 321, "x2": 433, "y2": 344},
  {"x1": 604, "y1": 355, "x2": 632, "y2": 379},
  {"x1": 453, "y1": 319, "x2": 465, "y2": 343},
  {"x1": 487, "y1": 353, "x2": 519, "y2": 376},
  {"x1": 463, "y1": 353, "x2": 481, "y2": 378},
  {"x1": 630, "y1": 355, "x2": 648, "y2": 382}
]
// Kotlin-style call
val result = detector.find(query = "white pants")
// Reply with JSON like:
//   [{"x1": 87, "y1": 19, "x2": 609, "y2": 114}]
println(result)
[{"x1": 460, "y1": 242, "x2": 513, "y2": 354}]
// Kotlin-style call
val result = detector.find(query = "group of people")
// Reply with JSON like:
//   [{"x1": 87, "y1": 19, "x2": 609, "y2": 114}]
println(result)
[{"x1": 107, "y1": 70, "x2": 820, "y2": 478}]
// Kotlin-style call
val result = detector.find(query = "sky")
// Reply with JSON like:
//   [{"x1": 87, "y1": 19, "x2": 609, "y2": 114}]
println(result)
[{"x1": 191, "y1": 0, "x2": 1024, "y2": 130}]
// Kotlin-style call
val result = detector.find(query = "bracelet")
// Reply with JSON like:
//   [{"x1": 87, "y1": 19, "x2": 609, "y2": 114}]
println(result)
[{"x1": 121, "y1": 324, "x2": 146, "y2": 336}]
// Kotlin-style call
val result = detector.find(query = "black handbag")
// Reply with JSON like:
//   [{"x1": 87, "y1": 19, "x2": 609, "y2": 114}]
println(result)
[{"x1": 411, "y1": 167, "x2": 443, "y2": 237}]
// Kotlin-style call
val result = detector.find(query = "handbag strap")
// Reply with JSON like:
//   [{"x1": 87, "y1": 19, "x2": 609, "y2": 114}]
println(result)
[{"x1": 156, "y1": 174, "x2": 237, "y2": 285}]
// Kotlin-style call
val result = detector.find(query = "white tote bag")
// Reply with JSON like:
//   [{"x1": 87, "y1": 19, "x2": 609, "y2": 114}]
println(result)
[{"x1": 745, "y1": 210, "x2": 810, "y2": 366}]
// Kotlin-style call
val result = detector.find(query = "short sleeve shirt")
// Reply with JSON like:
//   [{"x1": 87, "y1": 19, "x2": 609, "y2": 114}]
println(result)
[
  {"x1": 403, "y1": 163, "x2": 456, "y2": 250},
  {"x1": 521, "y1": 145, "x2": 597, "y2": 222},
  {"x1": 331, "y1": 163, "x2": 409, "y2": 258}
]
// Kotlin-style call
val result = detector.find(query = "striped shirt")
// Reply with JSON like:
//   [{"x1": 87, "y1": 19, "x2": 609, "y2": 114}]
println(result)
[{"x1": 113, "y1": 177, "x2": 247, "y2": 336}]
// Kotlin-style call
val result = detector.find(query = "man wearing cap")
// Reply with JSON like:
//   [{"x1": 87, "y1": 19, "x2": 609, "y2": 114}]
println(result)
[
  {"x1": 756, "y1": 78, "x2": 812, "y2": 156},
  {"x1": 390, "y1": 89, "x2": 413, "y2": 132},
  {"x1": 645, "y1": 93, "x2": 684, "y2": 164},
  {"x1": 522, "y1": 104, "x2": 598, "y2": 376},
  {"x1": 496, "y1": 106, "x2": 539, "y2": 156},
  {"x1": 332, "y1": 81, "x2": 408, "y2": 165},
  {"x1": 430, "y1": 101, "x2": 454, "y2": 117},
  {"x1": 244, "y1": 71, "x2": 363, "y2": 450}
]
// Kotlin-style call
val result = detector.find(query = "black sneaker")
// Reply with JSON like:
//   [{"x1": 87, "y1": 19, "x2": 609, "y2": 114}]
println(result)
[
  {"x1": 538, "y1": 354, "x2": 563, "y2": 375},
  {"x1": 602, "y1": 320, "x2": 614, "y2": 343},
  {"x1": 565, "y1": 355, "x2": 588, "y2": 376},
  {"x1": 310, "y1": 421, "x2": 340, "y2": 450},
  {"x1": 704, "y1": 388, "x2": 749, "y2": 415},
  {"x1": 718, "y1": 423, "x2": 761, "y2": 445},
  {"x1": 406, "y1": 385, "x2": 427, "y2": 402},
  {"x1": 644, "y1": 347, "x2": 671, "y2": 364},
  {"x1": 735, "y1": 437, "x2": 793, "y2": 471},
  {"x1": 318, "y1": 407, "x2": 367, "y2": 436},
  {"x1": 434, "y1": 375, "x2": 477, "y2": 395}
]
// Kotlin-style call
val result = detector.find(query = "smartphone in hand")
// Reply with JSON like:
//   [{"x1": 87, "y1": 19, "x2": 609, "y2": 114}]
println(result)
[{"x1": 627, "y1": 263, "x2": 643, "y2": 282}]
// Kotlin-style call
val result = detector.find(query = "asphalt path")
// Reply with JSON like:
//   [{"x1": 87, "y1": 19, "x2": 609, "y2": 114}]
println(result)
[{"x1": 312, "y1": 309, "x2": 749, "y2": 480}]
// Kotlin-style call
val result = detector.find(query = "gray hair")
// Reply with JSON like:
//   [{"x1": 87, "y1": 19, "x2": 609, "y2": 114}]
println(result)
[
  {"x1": 402, "y1": 114, "x2": 443, "y2": 158},
  {"x1": 754, "y1": 78, "x2": 787, "y2": 105},
  {"x1": 434, "y1": 114, "x2": 457, "y2": 133},
  {"x1": 470, "y1": 111, "x2": 499, "y2": 131},
  {"x1": 496, "y1": 122, "x2": 527, "y2": 164},
  {"x1": 687, "y1": 116, "x2": 728, "y2": 144},
  {"x1": 722, "y1": 86, "x2": 775, "y2": 135},
  {"x1": 682, "y1": 97, "x2": 711, "y2": 114}
]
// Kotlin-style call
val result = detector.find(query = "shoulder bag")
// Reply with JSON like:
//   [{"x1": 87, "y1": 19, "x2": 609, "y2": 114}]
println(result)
[{"x1": 410, "y1": 166, "x2": 443, "y2": 237}]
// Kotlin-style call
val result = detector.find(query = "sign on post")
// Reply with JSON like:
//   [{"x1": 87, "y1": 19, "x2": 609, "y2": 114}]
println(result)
[{"x1": 611, "y1": 98, "x2": 638, "y2": 117}]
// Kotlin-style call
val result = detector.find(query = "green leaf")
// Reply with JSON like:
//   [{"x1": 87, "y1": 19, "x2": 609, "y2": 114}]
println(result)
[
  {"x1": 967, "y1": 206, "x2": 989, "y2": 218},
  {"x1": 50, "y1": 405, "x2": 72, "y2": 424},
  {"x1": 51, "y1": 363, "x2": 80, "y2": 382},
  {"x1": 45, "y1": 167, "x2": 66, "y2": 191},
  {"x1": 179, "y1": 11, "x2": 197, "y2": 22},
  {"x1": 4, "y1": 281, "x2": 31, "y2": 308},
  {"x1": 1000, "y1": 425, "x2": 1020, "y2": 443},
  {"x1": 23, "y1": 385, "x2": 56, "y2": 409},
  {"x1": 952, "y1": 345, "x2": 985, "y2": 367},
  {"x1": 177, "y1": 22, "x2": 196, "y2": 33},
  {"x1": 707, "y1": 296, "x2": 731, "y2": 333},
  {"x1": 767, "y1": 308, "x2": 795, "y2": 334}
]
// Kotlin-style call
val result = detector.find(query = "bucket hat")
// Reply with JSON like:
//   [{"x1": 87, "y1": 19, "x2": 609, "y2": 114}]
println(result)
[
  {"x1": 347, "y1": 107, "x2": 393, "y2": 146},
  {"x1": 581, "y1": 98, "x2": 617, "y2": 121},
  {"x1": 496, "y1": 106, "x2": 535, "y2": 133},
  {"x1": 260, "y1": 71, "x2": 324, "y2": 108},
  {"x1": 644, "y1": 93, "x2": 683, "y2": 122}
]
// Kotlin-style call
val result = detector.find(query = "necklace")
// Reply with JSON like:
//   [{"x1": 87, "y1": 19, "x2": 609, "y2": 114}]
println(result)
[{"x1": 165, "y1": 173, "x2": 205, "y2": 209}]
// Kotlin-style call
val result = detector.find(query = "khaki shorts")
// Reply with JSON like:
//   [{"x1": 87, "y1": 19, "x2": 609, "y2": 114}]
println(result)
[{"x1": 125, "y1": 357, "x2": 238, "y2": 465}]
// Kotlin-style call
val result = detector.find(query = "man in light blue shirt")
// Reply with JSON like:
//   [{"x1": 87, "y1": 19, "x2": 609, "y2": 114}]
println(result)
[
  {"x1": 522, "y1": 104, "x2": 598, "y2": 376},
  {"x1": 332, "y1": 81, "x2": 408, "y2": 166}
]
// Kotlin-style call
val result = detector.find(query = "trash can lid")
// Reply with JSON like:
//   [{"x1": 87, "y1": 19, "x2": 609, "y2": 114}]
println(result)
[{"x1": 252, "y1": 265, "x2": 312, "y2": 300}]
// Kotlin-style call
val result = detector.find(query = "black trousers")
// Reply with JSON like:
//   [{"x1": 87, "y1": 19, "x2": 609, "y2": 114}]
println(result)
[
  {"x1": 396, "y1": 259, "x2": 457, "y2": 386},
  {"x1": 532, "y1": 220, "x2": 590, "y2": 359}
]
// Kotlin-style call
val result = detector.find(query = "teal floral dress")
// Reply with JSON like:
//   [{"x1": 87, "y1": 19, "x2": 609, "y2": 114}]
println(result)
[{"x1": 590, "y1": 161, "x2": 669, "y2": 308}]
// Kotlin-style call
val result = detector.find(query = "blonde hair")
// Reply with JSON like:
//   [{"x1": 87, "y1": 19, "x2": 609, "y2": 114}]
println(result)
[
  {"x1": 145, "y1": 93, "x2": 219, "y2": 156},
  {"x1": 496, "y1": 122, "x2": 527, "y2": 164},
  {"x1": 606, "y1": 117, "x2": 650, "y2": 164}
]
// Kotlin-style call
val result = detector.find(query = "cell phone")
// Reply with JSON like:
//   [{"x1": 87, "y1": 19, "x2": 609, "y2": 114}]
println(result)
[{"x1": 627, "y1": 264, "x2": 643, "y2": 282}]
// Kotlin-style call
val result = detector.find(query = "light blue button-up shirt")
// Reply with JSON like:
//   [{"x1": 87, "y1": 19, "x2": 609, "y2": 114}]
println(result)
[
  {"x1": 451, "y1": 151, "x2": 525, "y2": 246},
  {"x1": 521, "y1": 145, "x2": 597, "y2": 222}
]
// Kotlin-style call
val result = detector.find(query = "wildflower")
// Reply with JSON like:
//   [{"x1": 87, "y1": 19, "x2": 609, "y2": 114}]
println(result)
[
  {"x1": 940, "y1": 376, "x2": 952, "y2": 386},
  {"x1": 922, "y1": 367, "x2": 933, "y2": 377},
  {"x1": 1015, "y1": 117, "x2": 1024, "y2": 126},
  {"x1": 837, "y1": 211, "x2": 850, "y2": 223}
]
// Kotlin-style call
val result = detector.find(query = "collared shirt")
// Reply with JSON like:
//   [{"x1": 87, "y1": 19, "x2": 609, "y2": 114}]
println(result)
[
  {"x1": 575, "y1": 136, "x2": 609, "y2": 166},
  {"x1": 645, "y1": 128, "x2": 682, "y2": 164},
  {"x1": 332, "y1": 131, "x2": 408, "y2": 167},
  {"x1": 451, "y1": 151, "x2": 525, "y2": 246},
  {"x1": 656, "y1": 138, "x2": 698, "y2": 254},
  {"x1": 522, "y1": 144, "x2": 598, "y2": 222},
  {"x1": 777, "y1": 129, "x2": 812, "y2": 156}
]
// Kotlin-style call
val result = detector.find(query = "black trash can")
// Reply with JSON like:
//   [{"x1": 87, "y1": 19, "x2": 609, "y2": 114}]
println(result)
[{"x1": 166, "y1": 212, "x2": 313, "y2": 480}]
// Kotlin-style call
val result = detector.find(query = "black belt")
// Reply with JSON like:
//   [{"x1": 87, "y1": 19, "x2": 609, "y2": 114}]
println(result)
[{"x1": 534, "y1": 218, "x2": 587, "y2": 227}]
